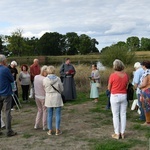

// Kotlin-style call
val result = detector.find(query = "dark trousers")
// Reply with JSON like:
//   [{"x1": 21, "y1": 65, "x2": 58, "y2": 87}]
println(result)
[
  {"x1": 21, "y1": 85, "x2": 30, "y2": 101},
  {"x1": 0, "y1": 95, "x2": 13, "y2": 134}
]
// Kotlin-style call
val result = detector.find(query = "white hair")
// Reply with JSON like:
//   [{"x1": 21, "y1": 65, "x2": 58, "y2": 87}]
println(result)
[
  {"x1": 134, "y1": 62, "x2": 141, "y2": 69},
  {"x1": 11, "y1": 61, "x2": 17, "y2": 66},
  {"x1": 0, "y1": 54, "x2": 6, "y2": 63}
]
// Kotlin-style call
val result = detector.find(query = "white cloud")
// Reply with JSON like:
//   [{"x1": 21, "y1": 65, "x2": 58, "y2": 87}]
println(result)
[{"x1": 0, "y1": 0, "x2": 150, "y2": 50}]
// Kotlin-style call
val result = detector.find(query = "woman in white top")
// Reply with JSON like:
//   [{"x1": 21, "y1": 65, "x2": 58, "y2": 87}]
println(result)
[
  {"x1": 19, "y1": 64, "x2": 30, "y2": 102},
  {"x1": 90, "y1": 64, "x2": 100, "y2": 103},
  {"x1": 43, "y1": 66, "x2": 63, "y2": 136}
]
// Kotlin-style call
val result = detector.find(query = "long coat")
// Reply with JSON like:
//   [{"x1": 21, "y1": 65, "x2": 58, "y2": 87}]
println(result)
[{"x1": 43, "y1": 74, "x2": 64, "y2": 107}]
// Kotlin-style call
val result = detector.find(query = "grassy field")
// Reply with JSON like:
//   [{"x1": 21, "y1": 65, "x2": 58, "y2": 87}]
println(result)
[{"x1": 0, "y1": 92, "x2": 149, "y2": 150}]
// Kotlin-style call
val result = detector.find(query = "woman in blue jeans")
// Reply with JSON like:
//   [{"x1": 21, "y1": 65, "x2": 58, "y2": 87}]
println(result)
[{"x1": 43, "y1": 66, "x2": 64, "y2": 135}]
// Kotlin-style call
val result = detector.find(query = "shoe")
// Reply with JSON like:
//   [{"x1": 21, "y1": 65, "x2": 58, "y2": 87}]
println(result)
[
  {"x1": 11, "y1": 109, "x2": 14, "y2": 111},
  {"x1": 112, "y1": 134, "x2": 119, "y2": 139},
  {"x1": 1, "y1": 126, "x2": 6, "y2": 130},
  {"x1": 121, "y1": 134, "x2": 125, "y2": 139},
  {"x1": 141, "y1": 122, "x2": 148, "y2": 126},
  {"x1": 29, "y1": 95, "x2": 33, "y2": 99},
  {"x1": 7, "y1": 131, "x2": 17, "y2": 137},
  {"x1": 47, "y1": 131, "x2": 52, "y2": 135},
  {"x1": 55, "y1": 130, "x2": 62, "y2": 136},
  {"x1": 43, "y1": 127, "x2": 47, "y2": 131}
]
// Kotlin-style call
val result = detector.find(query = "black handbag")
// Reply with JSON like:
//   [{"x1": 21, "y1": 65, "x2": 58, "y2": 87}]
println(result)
[{"x1": 51, "y1": 84, "x2": 66, "y2": 103}]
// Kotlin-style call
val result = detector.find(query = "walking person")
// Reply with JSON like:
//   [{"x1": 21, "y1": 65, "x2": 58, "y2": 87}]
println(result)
[
  {"x1": 19, "y1": 64, "x2": 30, "y2": 102},
  {"x1": 89, "y1": 64, "x2": 100, "y2": 103},
  {"x1": 132, "y1": 62, "x2": 145, "y2": 121},
  {"x1": 29, "y1": 59, "x2": 40, "y2": 99},
  {"x1": 34, "y1": 65, "x2": 48, "y2": 130},
  {"x1": 0, "y1": 54, "x2": 17, "y2": 136},
  {"x1": 43, "y1": 66, "x2": 64, "y2": 135},
  {"x1": 138, "y1": 61, "x2": 150, "y2": 125},
  {"x1": 60, "y1": 58, "x2": 76, "y2": 101},
  {"x1": 108, "y1": 59, "x2": 129, "y2": 139}
]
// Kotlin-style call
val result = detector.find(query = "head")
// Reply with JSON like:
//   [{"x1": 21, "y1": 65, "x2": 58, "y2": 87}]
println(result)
[
  {"x1": 113, "y1": 59, "x2": 125, "y2": 71},
  {"x1": 65, "y1": 58, "x2": 70, "y2": 64},
  {"x1": 33, "y1": 59, "x2": 39, "y2": 66},
  {"x1": 0, "y1": 54, "x2": 7, "y2": 66},
  {"x1": 92, "y1": 64, "x2": 97, "y2": 70},
  {"x1": 134, "y1": 62, "x2": 141, "y2": 70},
  {"x1": 21, "y1": 64, "x2": 28, "y2": 71},
  {"x1": 40, "y1": 65, "x2": 48, "y2": 77},
  {"x1": 47, "y1": 66, "x2": 55, "y2": 74},
  {"x1": 11, "y1": 61, "x2": 17, "y2": 68},
  {"x1": 141, "y1": 60, "x2": 150, "y2": 69}
]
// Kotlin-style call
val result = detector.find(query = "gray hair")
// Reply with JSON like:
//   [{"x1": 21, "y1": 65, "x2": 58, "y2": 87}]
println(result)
[
  {"x1": 11, "y1": 61, "x2": 17, "y2": 66},
  {"x1": 113, "y1": 59, "x2": 125, "y2": 71},
  {"x1": 40, "y1": 65, "x2": 47, "y2": 75},
  {"x1": 0, "y1": 54, "x2": 6, "y2": 63},
  {"x1": 47, "y1": 65, "x2": 55, "y2": 74}
]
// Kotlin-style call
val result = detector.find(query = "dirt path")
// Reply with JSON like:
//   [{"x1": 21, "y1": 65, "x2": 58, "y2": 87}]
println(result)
[{"x1": 0, "y1": 101, "x2": 148, "y2": 150}]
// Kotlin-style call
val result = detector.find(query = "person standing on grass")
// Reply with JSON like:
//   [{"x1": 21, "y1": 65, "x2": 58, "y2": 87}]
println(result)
[
  {"x1": 0, "y1": 54, "x2": 17, "y2": 137},
  {"x1": 8, "y1": 61, "x2": 19, "y2": 110},
  {"x1": 43, "y1": 66, "x2": 64, "y2": 136},
  {"x1": 60, "y1": 58, "x2": 76, "y2": 101},
  {"x1": 108, "y1": 59, "x2": 129, "y2": 140},
  {"x1": 132, "y1": 62, "x2": 145, "y2": 121},
  {"x1": 138, "y1": 61, "x2": 150, "y2": 126},
  {"x1": 29, "y1": 59, "x2": 40, "y2": 99},
  {"x1": 89, "y1": 64, "x2": 100, "y2": 103},
  {"x1": 19, "y1": 64, "x2": 30, "y2": 102},
  {"x1": 34, "y1": 65, "x2": 48, "y2": 131}
]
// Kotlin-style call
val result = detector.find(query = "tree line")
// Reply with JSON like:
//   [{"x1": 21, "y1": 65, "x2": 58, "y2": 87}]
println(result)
[
  {"x1": 0, "y1": 29, "x2": 150, "y2": 57},
  {"x1": 0, "y1": 29, "x2": 99, "y2": 56}
]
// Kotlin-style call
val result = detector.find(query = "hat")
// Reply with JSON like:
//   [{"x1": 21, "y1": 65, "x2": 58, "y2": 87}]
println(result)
[
  {"x1": 134, "y1": 62, "x2": 141, "y2": 69},
  {"x1": 11, "y1": 61, "x2": 17, "y2": 66}
]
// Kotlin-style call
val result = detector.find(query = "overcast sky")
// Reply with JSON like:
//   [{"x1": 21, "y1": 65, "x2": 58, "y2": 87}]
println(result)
[{"x1": 0, "y1": 0, "x2": 150, "y2": 50}]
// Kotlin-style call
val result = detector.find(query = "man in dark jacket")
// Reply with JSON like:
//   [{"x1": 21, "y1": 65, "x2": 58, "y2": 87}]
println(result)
[{"x1": 0, "y1": 54, "x2": 17, "y2": 137}]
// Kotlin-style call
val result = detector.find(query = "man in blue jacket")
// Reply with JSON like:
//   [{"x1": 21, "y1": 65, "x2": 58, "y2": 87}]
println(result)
[{"x1": 0, "y1": 54, "x2": 17, "y2": 137}]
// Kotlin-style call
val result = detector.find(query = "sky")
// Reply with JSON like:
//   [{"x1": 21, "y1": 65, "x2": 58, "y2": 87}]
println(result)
[{"x1": 0, "y1": 0, "x2": 150, "y2": 51}]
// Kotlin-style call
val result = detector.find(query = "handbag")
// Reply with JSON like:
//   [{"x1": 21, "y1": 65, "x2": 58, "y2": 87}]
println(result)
[
  {"x1": 96, "y1": 82, "x2": 100, "y2": 88},
  {"x1": 51, "y1": 84, "x2": 66, "y2": 103}
]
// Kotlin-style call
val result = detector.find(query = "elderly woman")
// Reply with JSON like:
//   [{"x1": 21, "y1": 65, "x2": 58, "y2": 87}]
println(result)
[
  {"x1": 139, "y1": 60, "x2": 150, "y2": 126},
  {"x1": 43, "y1": 66, "x2": 64, "y2": 136},
  {"x1": 34, "y1": 65, "x2": 48, "y2": 130},
  {"x1": 108, "y1": 59, "x2": 129, "y2": 139}
]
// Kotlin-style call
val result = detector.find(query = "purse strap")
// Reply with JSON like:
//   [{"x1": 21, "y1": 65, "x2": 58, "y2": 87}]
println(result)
[{"x1": 51, "y1": 84, "x2": 61, "y2": 94}]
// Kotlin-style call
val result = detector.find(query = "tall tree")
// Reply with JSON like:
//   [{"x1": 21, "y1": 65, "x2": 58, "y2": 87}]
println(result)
[
  {"x1": 6, "y1": 29, "x2": 24, "y2": 56},
  {"x1": 126, "y1": 36, "x2": 140, "y2": 51},
  {"x1": 140, "y1": 37, "x2": 150, "y2": 51}
]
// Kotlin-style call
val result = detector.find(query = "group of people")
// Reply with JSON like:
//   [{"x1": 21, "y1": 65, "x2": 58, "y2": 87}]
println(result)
[
  {"x1": 107, "y1": 59, "x2": 150, "y2": 140},
  {"x1": 0, "y1": 55, "x2": 77, "y2": 137}
]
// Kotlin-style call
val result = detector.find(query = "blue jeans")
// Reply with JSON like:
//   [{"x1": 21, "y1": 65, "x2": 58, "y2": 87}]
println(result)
[
  {"x1": 47, "y1": 107, "x2": 61, "y2": 130},
  {"x1": 137, "y1": 94, "x2": 145, "y2": 121}
]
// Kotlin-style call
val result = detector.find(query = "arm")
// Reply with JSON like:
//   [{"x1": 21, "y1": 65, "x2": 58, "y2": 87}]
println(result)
[{"x1": 139, "y1": 76, "x2": 148, "y2": 89}]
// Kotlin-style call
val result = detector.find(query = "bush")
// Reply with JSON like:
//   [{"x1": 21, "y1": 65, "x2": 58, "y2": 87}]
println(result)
[{"x1": 101, "y1": 45, "x2": 135, "y2": 67}]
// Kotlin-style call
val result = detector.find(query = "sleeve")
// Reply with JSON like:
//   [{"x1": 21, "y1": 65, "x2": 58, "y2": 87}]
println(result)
[
  {"x1": 94, "y1": 70, "x2": 100, "y2": 80},
  {"x1": 60, "y1": 64, "x2": 65, "y2": 77}
]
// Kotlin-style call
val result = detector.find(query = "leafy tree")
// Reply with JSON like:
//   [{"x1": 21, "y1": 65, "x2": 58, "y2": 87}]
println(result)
[
  {"x1": 38, "y1": 32, "x2": 65, "y2": 55},
  {"x1": 140, "y1": 37, "x2": 150, "y2": 51},
  {"x1": 6, "y1": 29, "x2": 24, "y2": 56},
  {"x1": 101, "y1": 44, "x2": 135, "y2": 67},
  {"x1": 90, "y1": 38, "x2": 99, "y2": 53},
  {"x1": 78, "y1": 34, "x2": 92, "y2": 54},
  {"x1": 126, "y1": 36, "x2": 140, "y2": 51},
  {"x1": 0, "y1": 36, "x2": 3, "y2": 53},
  {"x1": 65, "y1": 32, "x2": 79, "y2": 55}
]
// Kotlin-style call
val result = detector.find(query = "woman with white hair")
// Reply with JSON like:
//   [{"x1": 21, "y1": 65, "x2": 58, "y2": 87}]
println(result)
[
  {"x1": 43, "y1": 66, "x2": 64, "y2": 136},
  {"x1": 8, "y1": 60, "x2": 19, "y2": 109},
  {"x1": 34, "y1": 65, "x2": 48, "y2": 130},
  {"x1": 108, "y1": 59, "x2": 129, "y2": 139}
]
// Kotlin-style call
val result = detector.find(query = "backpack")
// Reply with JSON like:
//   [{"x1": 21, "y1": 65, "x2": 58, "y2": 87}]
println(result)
[{"x1": 127, "y1": 82, "x2": 134, "y2": 101}]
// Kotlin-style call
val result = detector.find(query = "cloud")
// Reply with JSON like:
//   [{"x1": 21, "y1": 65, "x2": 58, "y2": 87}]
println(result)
[{"x1": 0, "y1": 0, "x2": 150, "y2": 50}]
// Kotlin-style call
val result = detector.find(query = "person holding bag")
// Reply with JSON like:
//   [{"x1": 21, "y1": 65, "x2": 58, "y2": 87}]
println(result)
[{"x1": 43, "y1": 66, "x2": 64, "y2": 136}]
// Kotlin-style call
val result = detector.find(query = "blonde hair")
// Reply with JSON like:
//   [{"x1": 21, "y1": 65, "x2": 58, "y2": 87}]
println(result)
[
  {"x1": 47, "y1": 65, "x2": 55, "y2": 74},
  {"x1": 40, "y1": 65, "x2": 47, "y2": 76},
  {"x1": 113, "y1": 59, "x2": 125, "y2": 71}
]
